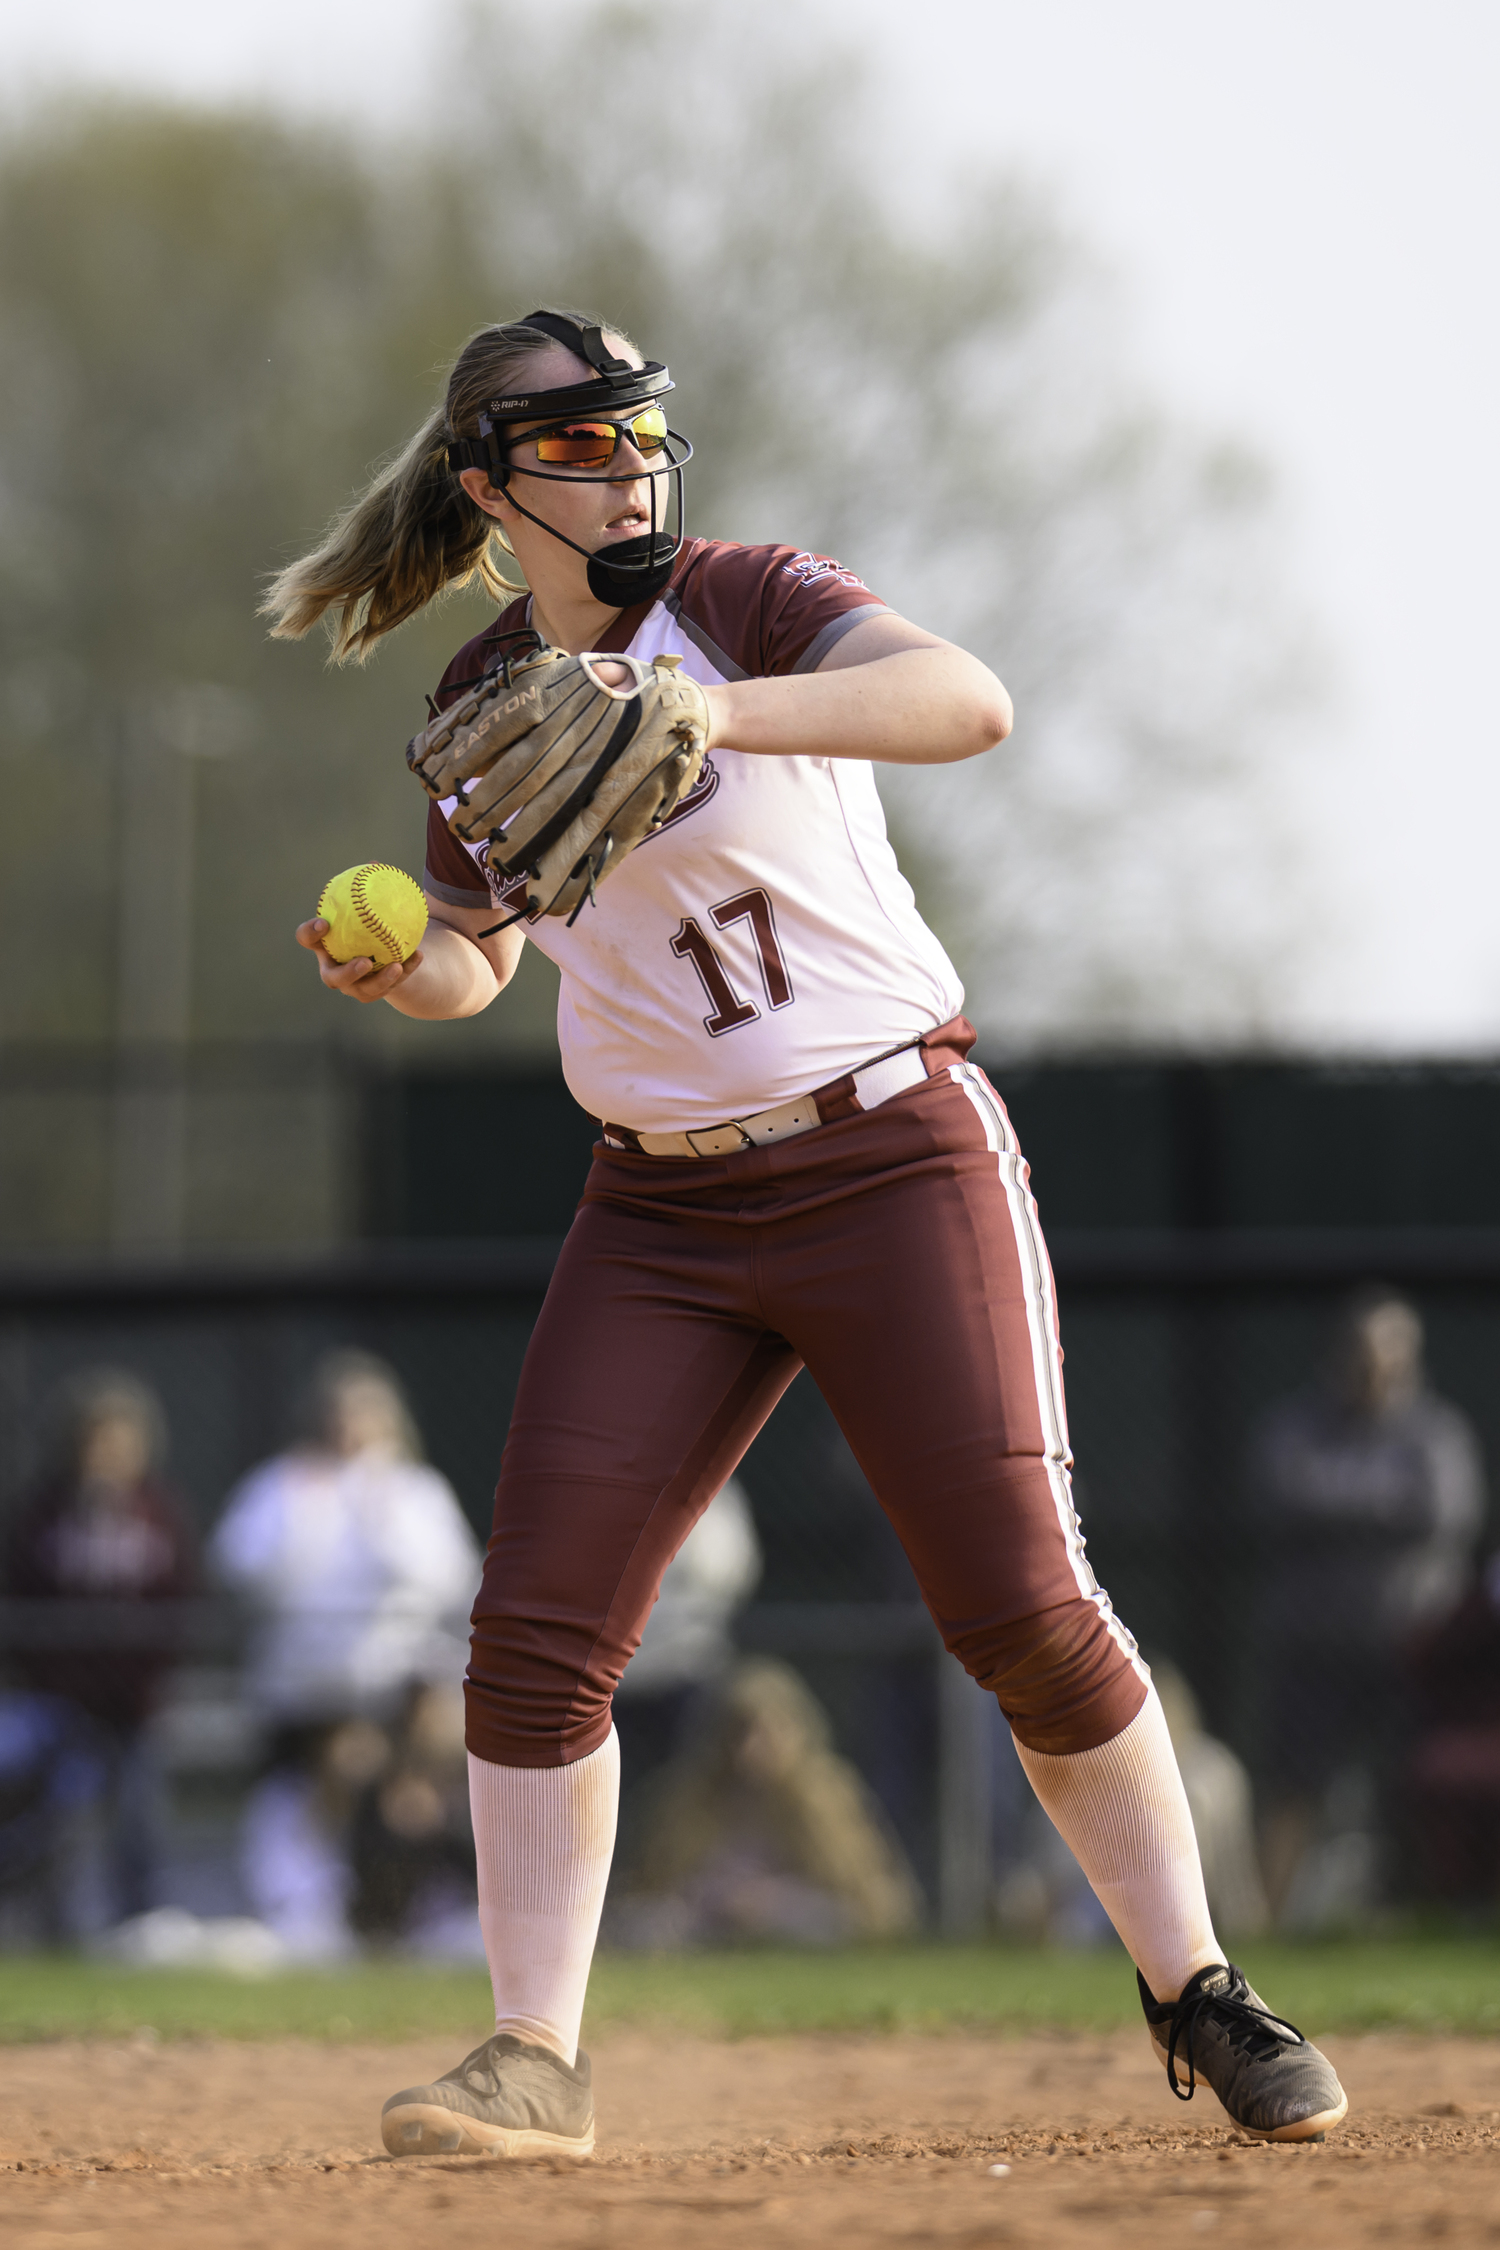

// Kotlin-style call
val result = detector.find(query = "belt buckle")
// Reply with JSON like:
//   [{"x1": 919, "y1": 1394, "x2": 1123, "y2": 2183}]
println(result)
[{"x1": 685, "y1": 1122, "x2": 754, "y2": 1158}]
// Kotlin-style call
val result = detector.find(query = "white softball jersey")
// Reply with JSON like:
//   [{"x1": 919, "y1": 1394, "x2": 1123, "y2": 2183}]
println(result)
[{"x1": 423, "y1": 538, "x2": 965, "y2": 1134}]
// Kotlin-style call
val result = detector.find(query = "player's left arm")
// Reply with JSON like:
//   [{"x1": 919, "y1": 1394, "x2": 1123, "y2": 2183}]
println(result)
[{"x1": 702, "y1": 612, "x2": 1011, "y2": 767}]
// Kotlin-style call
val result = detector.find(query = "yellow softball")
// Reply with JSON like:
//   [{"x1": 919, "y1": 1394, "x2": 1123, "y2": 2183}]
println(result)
[{"x1": 317, "y1": 863, "x2": 428, "y2": 967}]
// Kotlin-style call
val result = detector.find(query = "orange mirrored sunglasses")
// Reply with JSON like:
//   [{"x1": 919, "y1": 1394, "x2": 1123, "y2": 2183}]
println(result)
[{"x1": 527, "y1": 406, "x2": 670, "y2": 469}]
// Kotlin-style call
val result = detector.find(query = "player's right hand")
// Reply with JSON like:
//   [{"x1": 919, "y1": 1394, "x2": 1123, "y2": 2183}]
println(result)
[{"x1": 295, "y1": 916, "x2": 423, "y2": 1004}]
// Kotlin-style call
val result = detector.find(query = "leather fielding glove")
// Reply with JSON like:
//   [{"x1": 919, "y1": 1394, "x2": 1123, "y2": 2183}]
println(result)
[{"x1": 408, "y1": 641, "x2": 710, "y2": 923}]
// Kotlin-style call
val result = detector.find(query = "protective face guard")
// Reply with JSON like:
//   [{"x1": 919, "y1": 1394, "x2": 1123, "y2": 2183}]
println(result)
[{"x1": 446, "y1": 310, "x2": 692, "y2": 606}]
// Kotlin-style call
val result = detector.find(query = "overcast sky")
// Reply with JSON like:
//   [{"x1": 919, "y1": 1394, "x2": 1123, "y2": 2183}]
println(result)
[{"x1": 5, "y1": 0, "x2": 1496, "y2": 1051}]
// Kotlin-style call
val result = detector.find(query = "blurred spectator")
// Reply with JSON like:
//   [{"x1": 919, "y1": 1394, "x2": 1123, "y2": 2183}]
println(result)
[
  {"x1": 210, "y1": 1349, "x2": 480, "y2": 1727},
  {"x1": 1405, "y1": 1556, "x2": 1500, "y2": 1909},
  {"x1": 349, "y1": 1680, "x2": 480, "y2": 1955},
  {"x1": 994, "y1": 1657, "x2": 1267, "y2": 1945},
  {"x1": 613, "y1": 1478, "x2": 761, "y2": 1847},
  {"x1": 209, "y1": 1350, "x2": 481, "y2": 1956},
  {"x1": 1247, "y1": 1288, "x2": 1484, "y2": 1918},
  {"x1": 608, "y1": 1657, "x2": 921, "y2": 1947},
  {"x1": 1, "y1": 1368, "x2": 196, "y2": 1931},
  {"x1": 0, "y1": 1693, "x2": 109, "y2": 1946},
  {"x1": 1154, "y1": 1660, "x2": 1268, "y2": 1936}
]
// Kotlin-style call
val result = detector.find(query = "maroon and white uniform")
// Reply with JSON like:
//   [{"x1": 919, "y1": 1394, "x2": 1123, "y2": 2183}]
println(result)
[
  {"x1": 423, "y1": 540, "x2": 961, "y2": 1130},
  {"x1": 426, "y1": 540, "x2": 1147, "y2": 1771}
]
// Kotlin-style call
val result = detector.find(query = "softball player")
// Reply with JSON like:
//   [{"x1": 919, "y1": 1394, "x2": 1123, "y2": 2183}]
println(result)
[{"x1": 272, "y1": 310, "x2": 1346, "y2": 2152}]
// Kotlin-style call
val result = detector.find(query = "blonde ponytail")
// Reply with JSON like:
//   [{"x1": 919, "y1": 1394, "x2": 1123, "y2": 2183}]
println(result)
[{"x1": 260, "y1": 318, "x2": 611, "y2": 664}]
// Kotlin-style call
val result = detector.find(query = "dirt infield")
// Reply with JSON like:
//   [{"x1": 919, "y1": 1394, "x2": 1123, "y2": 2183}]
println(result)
[{"x1": 3, "y1": 2024, "x2": 1498, "y2": 2248}]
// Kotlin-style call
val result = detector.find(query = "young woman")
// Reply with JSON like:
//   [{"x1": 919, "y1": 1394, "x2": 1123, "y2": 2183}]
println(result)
[{"x1": 269, "y1": 309, "x2": 1347, "y2": 2156}]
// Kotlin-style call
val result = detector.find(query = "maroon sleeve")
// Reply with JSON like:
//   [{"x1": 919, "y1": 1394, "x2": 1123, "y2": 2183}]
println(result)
[
  {"x1": 668, "y1": 539, "x2": 887, "y2": 680},
  {"x1": 425, "y1": 799, "x2": 491, "y2": 902}
]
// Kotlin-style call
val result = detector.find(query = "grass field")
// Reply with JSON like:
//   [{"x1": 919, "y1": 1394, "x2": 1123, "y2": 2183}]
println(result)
[{"x1": 3, "y1": 1934, "x2": 1499, "y2": 2044}]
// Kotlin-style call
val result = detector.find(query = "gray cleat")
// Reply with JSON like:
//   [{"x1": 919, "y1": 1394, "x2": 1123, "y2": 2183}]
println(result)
[
  {"x1": 1139, "y1": 1962, "x2": 1349, "y2": 2142},
  {"x1": 381, "y1": 2031, "x2": 595, "y2": 2159}
]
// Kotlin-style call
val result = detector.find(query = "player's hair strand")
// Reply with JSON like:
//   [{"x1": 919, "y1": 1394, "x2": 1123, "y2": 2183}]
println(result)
[{"x1": 259, "y1": 313, "x2": 632, "y2": 664}]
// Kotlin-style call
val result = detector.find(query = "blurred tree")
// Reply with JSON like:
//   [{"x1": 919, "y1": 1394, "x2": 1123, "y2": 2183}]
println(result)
[
  {"x1": 0, "y1": 2, "x2": 1318, "y2": 1248},
  {"x1": 0, "y1": 101, "x2": 552, "y2": 1245},
  {"x1": 0, "y1": 101, "x2": 547, "y2": 1056},
  {"x1": 444, "y1": 0, "x2": 1320, "y2": 1048}
]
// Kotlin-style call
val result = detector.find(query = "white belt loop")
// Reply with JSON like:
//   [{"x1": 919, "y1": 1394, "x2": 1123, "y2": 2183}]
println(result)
[{"x1": 851, "y1": 1046, "x2": 928, "y2": 1112}]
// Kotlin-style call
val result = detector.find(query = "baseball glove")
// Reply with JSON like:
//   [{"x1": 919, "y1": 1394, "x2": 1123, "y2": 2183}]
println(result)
[{"x1": 407, "y1": 640, "x2": 710, "y2": 923}]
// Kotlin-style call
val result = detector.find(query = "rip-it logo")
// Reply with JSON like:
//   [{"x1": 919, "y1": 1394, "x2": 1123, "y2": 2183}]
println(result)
[{"x1": 781, "y1": 551, "x2": 867, "y2": 592}]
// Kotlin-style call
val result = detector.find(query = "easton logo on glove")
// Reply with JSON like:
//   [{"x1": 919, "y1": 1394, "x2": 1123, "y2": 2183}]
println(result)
[{"x1": 408, "y1": 641, "x2": 710, "y2": 924}]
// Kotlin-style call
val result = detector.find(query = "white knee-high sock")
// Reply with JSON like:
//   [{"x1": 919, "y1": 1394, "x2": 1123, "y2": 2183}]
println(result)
[
  {"x1": 467, "y1": 1729, "x2": 620, "y2": 2066},
  {"x1": 1012, "y1": 1686, "x2": 1223, "y2": 2002}
]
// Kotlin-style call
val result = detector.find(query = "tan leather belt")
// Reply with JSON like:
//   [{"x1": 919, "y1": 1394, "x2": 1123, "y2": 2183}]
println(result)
[{"x1": 604, "y1": 1042, "x2": 930, "y2": 1159}]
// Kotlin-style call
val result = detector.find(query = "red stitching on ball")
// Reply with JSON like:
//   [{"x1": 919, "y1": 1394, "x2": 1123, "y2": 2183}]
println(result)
[{"x1": 351, "y1": 863, "x2": 408, "y2": 962}]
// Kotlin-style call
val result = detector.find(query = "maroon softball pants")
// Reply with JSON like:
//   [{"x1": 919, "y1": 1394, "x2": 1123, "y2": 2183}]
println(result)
[{"x1": 466, "y1": 1032, "x2": 1147, "y2": 1768}]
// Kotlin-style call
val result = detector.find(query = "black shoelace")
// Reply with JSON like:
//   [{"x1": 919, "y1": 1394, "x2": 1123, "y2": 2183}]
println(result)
[{"x1": 1164, "y1": 1976, "x2": 1306, "y2": 2103}]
